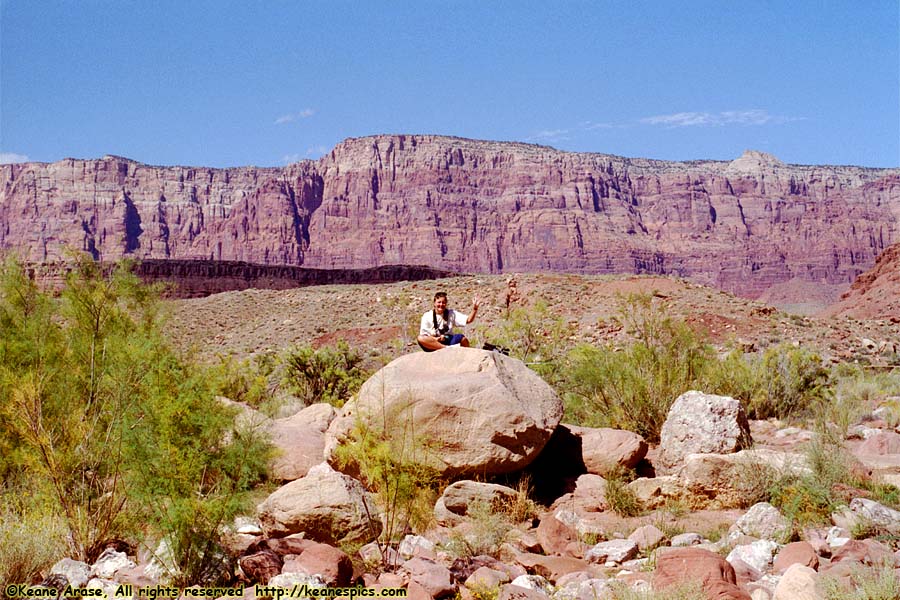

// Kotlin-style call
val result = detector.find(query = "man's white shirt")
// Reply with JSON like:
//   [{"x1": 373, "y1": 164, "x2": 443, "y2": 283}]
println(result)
[{"x1": 420, "y1": 309, "x2": 469, "y2": 337}]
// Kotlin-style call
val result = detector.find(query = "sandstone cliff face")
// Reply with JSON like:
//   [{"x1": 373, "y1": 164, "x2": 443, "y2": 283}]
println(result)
[{"x1": 2, "y1": 135, "x2": 899, "y2": 298}]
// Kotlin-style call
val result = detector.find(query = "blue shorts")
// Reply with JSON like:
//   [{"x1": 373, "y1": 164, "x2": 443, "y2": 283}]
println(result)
[
  {"x1": 419, "y1": 333, "x2": 465, "y2": 352},
  {"x1": 445, "y1": 333, "x2": 465, "y2": 346}
]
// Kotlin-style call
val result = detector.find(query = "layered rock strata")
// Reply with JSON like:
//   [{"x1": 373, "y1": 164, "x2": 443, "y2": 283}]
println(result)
[{"x1": 3, "y1": 136, "x2": 899, "y2": 298}]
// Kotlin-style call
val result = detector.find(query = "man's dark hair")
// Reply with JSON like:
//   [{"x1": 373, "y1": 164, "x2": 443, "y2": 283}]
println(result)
[{"x1": 434, "y1": 292, "x2": 448, "y2": 301}]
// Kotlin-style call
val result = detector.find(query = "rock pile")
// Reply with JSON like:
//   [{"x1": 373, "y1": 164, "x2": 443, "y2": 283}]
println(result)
[{"x1": 35, "y1": 356, "x2": 900, "y2": 600}]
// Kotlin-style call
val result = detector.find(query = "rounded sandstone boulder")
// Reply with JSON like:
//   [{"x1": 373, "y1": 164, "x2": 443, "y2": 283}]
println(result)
[
  {"x1": 257, "y1": 463, "x2": 381, "y2": 544},
  {"x1": 325, "y1": 347, "x2": 563, "y2": 478}
]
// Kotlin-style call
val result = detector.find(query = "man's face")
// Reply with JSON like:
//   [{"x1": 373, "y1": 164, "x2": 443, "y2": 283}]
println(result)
[{"x1": 433, "y1": 296, "x2": 448, "y2": 313}]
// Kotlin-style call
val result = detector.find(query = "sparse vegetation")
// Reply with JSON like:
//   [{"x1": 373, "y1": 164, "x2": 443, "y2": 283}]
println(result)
[
  {"x1": 282, "y1": 341, "x2": 369, "y2": 407},
  {"x1": 0, "y1": 497, "x2": 68, "y2": 587},
  {"x1": 605, "y1": 466, "x2": 644, "y2": 517},
  {"x1": 207, "y1": 352, "x2": 277, "y2": 409},
  {"x1": 607, "y1": 581, "x2": 706, "y2": 600},
  {"x1": 561, "y1": 294, "x2": 716, "y2": 442},
  {"x1": 0, "y1": 257, "x2": 270, "y2": 583},
  {"x1": 476, "y1": 300, "x2": 571, "y2": 383},
  {"x1": 560, "y1": 294, "x2": 840, "y2": 441},
  {"x1": 332, "y1": 402, "x2": 441, "y2": 570},
  {"x1": 442, "y1": 500, "x2": 518, "y2": 559},
  {"x1": 820, "y1": 561, "x2": 900, "y2": 600}
]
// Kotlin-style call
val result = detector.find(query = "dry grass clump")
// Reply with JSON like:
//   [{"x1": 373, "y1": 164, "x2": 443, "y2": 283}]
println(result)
[
  {"x1": 820, "y1": 561, "x2": 900, "y2": 600},
  {"x1": 0, "y1": 497, "x2": 68, "y2": 587},
  {"x1": 607, "y1": 581, "x2": 706, "y2": 600}
]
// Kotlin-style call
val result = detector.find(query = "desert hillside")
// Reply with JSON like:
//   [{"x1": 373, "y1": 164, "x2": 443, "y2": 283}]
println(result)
[
  {"x1": 824, "y1": 242, "x2": 900, "y2": 320},
  {"x1": 164, "y1": 272, "x2": 899, "y2": 367}
]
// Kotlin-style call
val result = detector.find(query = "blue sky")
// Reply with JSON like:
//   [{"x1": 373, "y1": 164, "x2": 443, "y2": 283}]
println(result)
[{"x1": 2, "y1": 1, "x2": 898, "y2": 168}]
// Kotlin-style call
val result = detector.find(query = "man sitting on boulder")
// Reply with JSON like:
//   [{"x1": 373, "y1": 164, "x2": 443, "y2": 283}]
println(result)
[{"x1": 417, "y1": 291, "x2": 479, "y2": 351}]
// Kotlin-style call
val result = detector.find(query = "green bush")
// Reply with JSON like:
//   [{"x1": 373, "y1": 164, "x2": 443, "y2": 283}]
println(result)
[
  {"x1": 442, "y1": 500, "x2": 517, "y2": 559},
  {"x1": 0, "y1": 256, "x2": 270, "y2": 581},
  {"x1": 604, "y1": 466, "x2": 643, "y2": 517},
  {"x1": 476, "y1": 300, "x2": 571, "y2": 383},
  {"x1": 561, "y1": 294, "x2": 716, "y2": 442},
  {"x1": 558, "y1": 295, "x2": 835, "y2": 440},
  {"x1": 207, "y1": 353, "x2": 277, "y2": 408},
  {"x1": 283, "y1": 341, "x2": 369, "y2": 407}
]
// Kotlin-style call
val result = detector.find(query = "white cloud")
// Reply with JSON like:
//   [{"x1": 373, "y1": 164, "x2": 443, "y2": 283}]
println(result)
[
  {"x1": 640, "y1": 109, "x2": 799, "y2": 128},
  {"x1": 0, "y1": 152, "x2": 29, "y2": 164},
  {"x1": 528, "y1": 129, "x2": 570, "y2": 143},
  {"x1": 582, "y1": 121, "x2": 618, "y2": 130},
  {"x1": 274, "y1": 108, "x2": 316, "y2": 125}
]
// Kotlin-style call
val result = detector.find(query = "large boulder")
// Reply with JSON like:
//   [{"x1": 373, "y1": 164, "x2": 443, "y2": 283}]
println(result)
[
  {"x1": 257, "y1": 463, "x2": 381, "y2": 544},
  {"x1": 680, "y1": 448, "x2": 809, "y2": 508},
  {"x1": 658, "y1": 391, "x2": 752, "y2": 471},
  {"x1": 325, "y1": 348, "x2": 563, "y2": 477},
  {"x1": 440, "y1": 480, "x2": 519, "y2": 516},
  {"x1": 267, "y1": 403, "x2": 337, "y2": 481},
  {"x1": 654, "y1": 547, "x2": 751, "y2": 600},
  {"x1": 565, "y1": 425, "x2": 647, "y2": 476}
]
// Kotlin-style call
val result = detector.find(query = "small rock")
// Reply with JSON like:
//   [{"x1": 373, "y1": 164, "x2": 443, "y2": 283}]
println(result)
[
  {"x1": 772, "y1": 564, "x2": 822, "y2": 600},
  {"x1": 584, "y1": 539, "x2": 638, "y2": 564},
  {"x1": 773, "y1": 542, "x2": 819, "y2": 574},
  {"x1": 510, "y1": 575, "x2": 554, "y2": 595},
  {"x1": 399, "y1": 535, "x2": 436, "y2": 560},
  {"x1": 627, "y1": 524, "x2": 666, "y2": 552},
  {"x1": 50, "y1": 559, "x2": 91, "y2": 588},
  {"x1": 733, "y1": 502, "x2": 790, "y2": 540},
  {"x1": 726, "y1": 540, "x2": 780, "y2": 573},
  {"x1": 671, "y1": 533, "x2": 703, "y2": 547},
  {"x1": 91, "y1": 549, "x2": 136, "y2": 579},
  {"x1": 402, "y1": 557, "x2": 455, "y2": 598}
]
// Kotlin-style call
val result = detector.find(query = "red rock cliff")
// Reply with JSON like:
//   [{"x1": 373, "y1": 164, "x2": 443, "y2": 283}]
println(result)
[{"x1": 2, "y1": 135, "x2": 898, "y2": 298}]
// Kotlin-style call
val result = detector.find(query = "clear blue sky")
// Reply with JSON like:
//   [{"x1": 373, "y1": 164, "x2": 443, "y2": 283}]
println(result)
[{"x1": 2, "y1": 1, "x2": 898, "y2": 168}]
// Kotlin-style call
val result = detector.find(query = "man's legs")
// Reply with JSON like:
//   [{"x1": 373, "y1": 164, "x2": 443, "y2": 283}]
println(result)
[{"x1": 417, "y1": 335, "x2": 443, "y2": 352}]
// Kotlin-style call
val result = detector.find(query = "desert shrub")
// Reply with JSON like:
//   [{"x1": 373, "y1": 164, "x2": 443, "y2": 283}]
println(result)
[
  {"x1": 823, "y1": 365, "x2": 900, "y2": 433},
  {"x1": 442, "y1": 500, "x2": 517, "y2": 559},
  {"x1": 745, "y1": 344, "x2": 831, "y2": 420},
  {"x1": 498, "y1": 476, "x2": 540, "y2": 523},
  {"x1": 820, "y1": 561, "x2": 900, "y2": 600},
  {"x1": 332, "y1": 402, "x2": 440, "y2": 570},
  {"x1": 478, "y1": 300, "x2": 571, "y2": 383},
  {"x1": 607, "y1": 581, "x2": 706, "y2": 600},
  {"x1": 282, "y1": 341, "x2": 369, "y2": 407},
  {"x1": 605, "y1": 466, "x2": 643, "y2": 517},
  {"x1": 0, "y1": 256, "x2": 270, "y2": 581},
  {"x1": 0, "y1": 492, "x2": 67, "y2": 588},
  {"x1": 122, "y1": 356, "x2": 272, "y2": 584},
  {"x1": 761, "y1": 438, "x2": 900, "y2": 532},
  {"x1": 207, "y1": 352, "x2": 277, "y2": 408},
  {"x1": 462, "y1": 582, "x2": 501, "y2": 600},
  {"x1": 705, "y1": 343, "x2": 832, "y2": 421},
  {"x1": 561, "y1": 293, "x2": 836, "y2": 440},
  {"x1": 732, "y1": 459, "x2": 786, "y2": 509},
  {"x1": 561, "y1": 294, "x2": 716, "y2": 442}
]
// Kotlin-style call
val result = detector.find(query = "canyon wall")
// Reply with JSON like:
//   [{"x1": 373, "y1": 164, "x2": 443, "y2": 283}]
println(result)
[{"x1": 2, "y1": 134, "x2": 899, "y2": 298}]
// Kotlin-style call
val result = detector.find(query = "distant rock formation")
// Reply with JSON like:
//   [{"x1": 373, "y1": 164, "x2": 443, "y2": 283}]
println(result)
[
  {"x1": 824, "y1": 242, "x2": 900, "y2": 320},
  {"x1": 2, "y1": 135, "x2": 899, "y2": 299}
]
